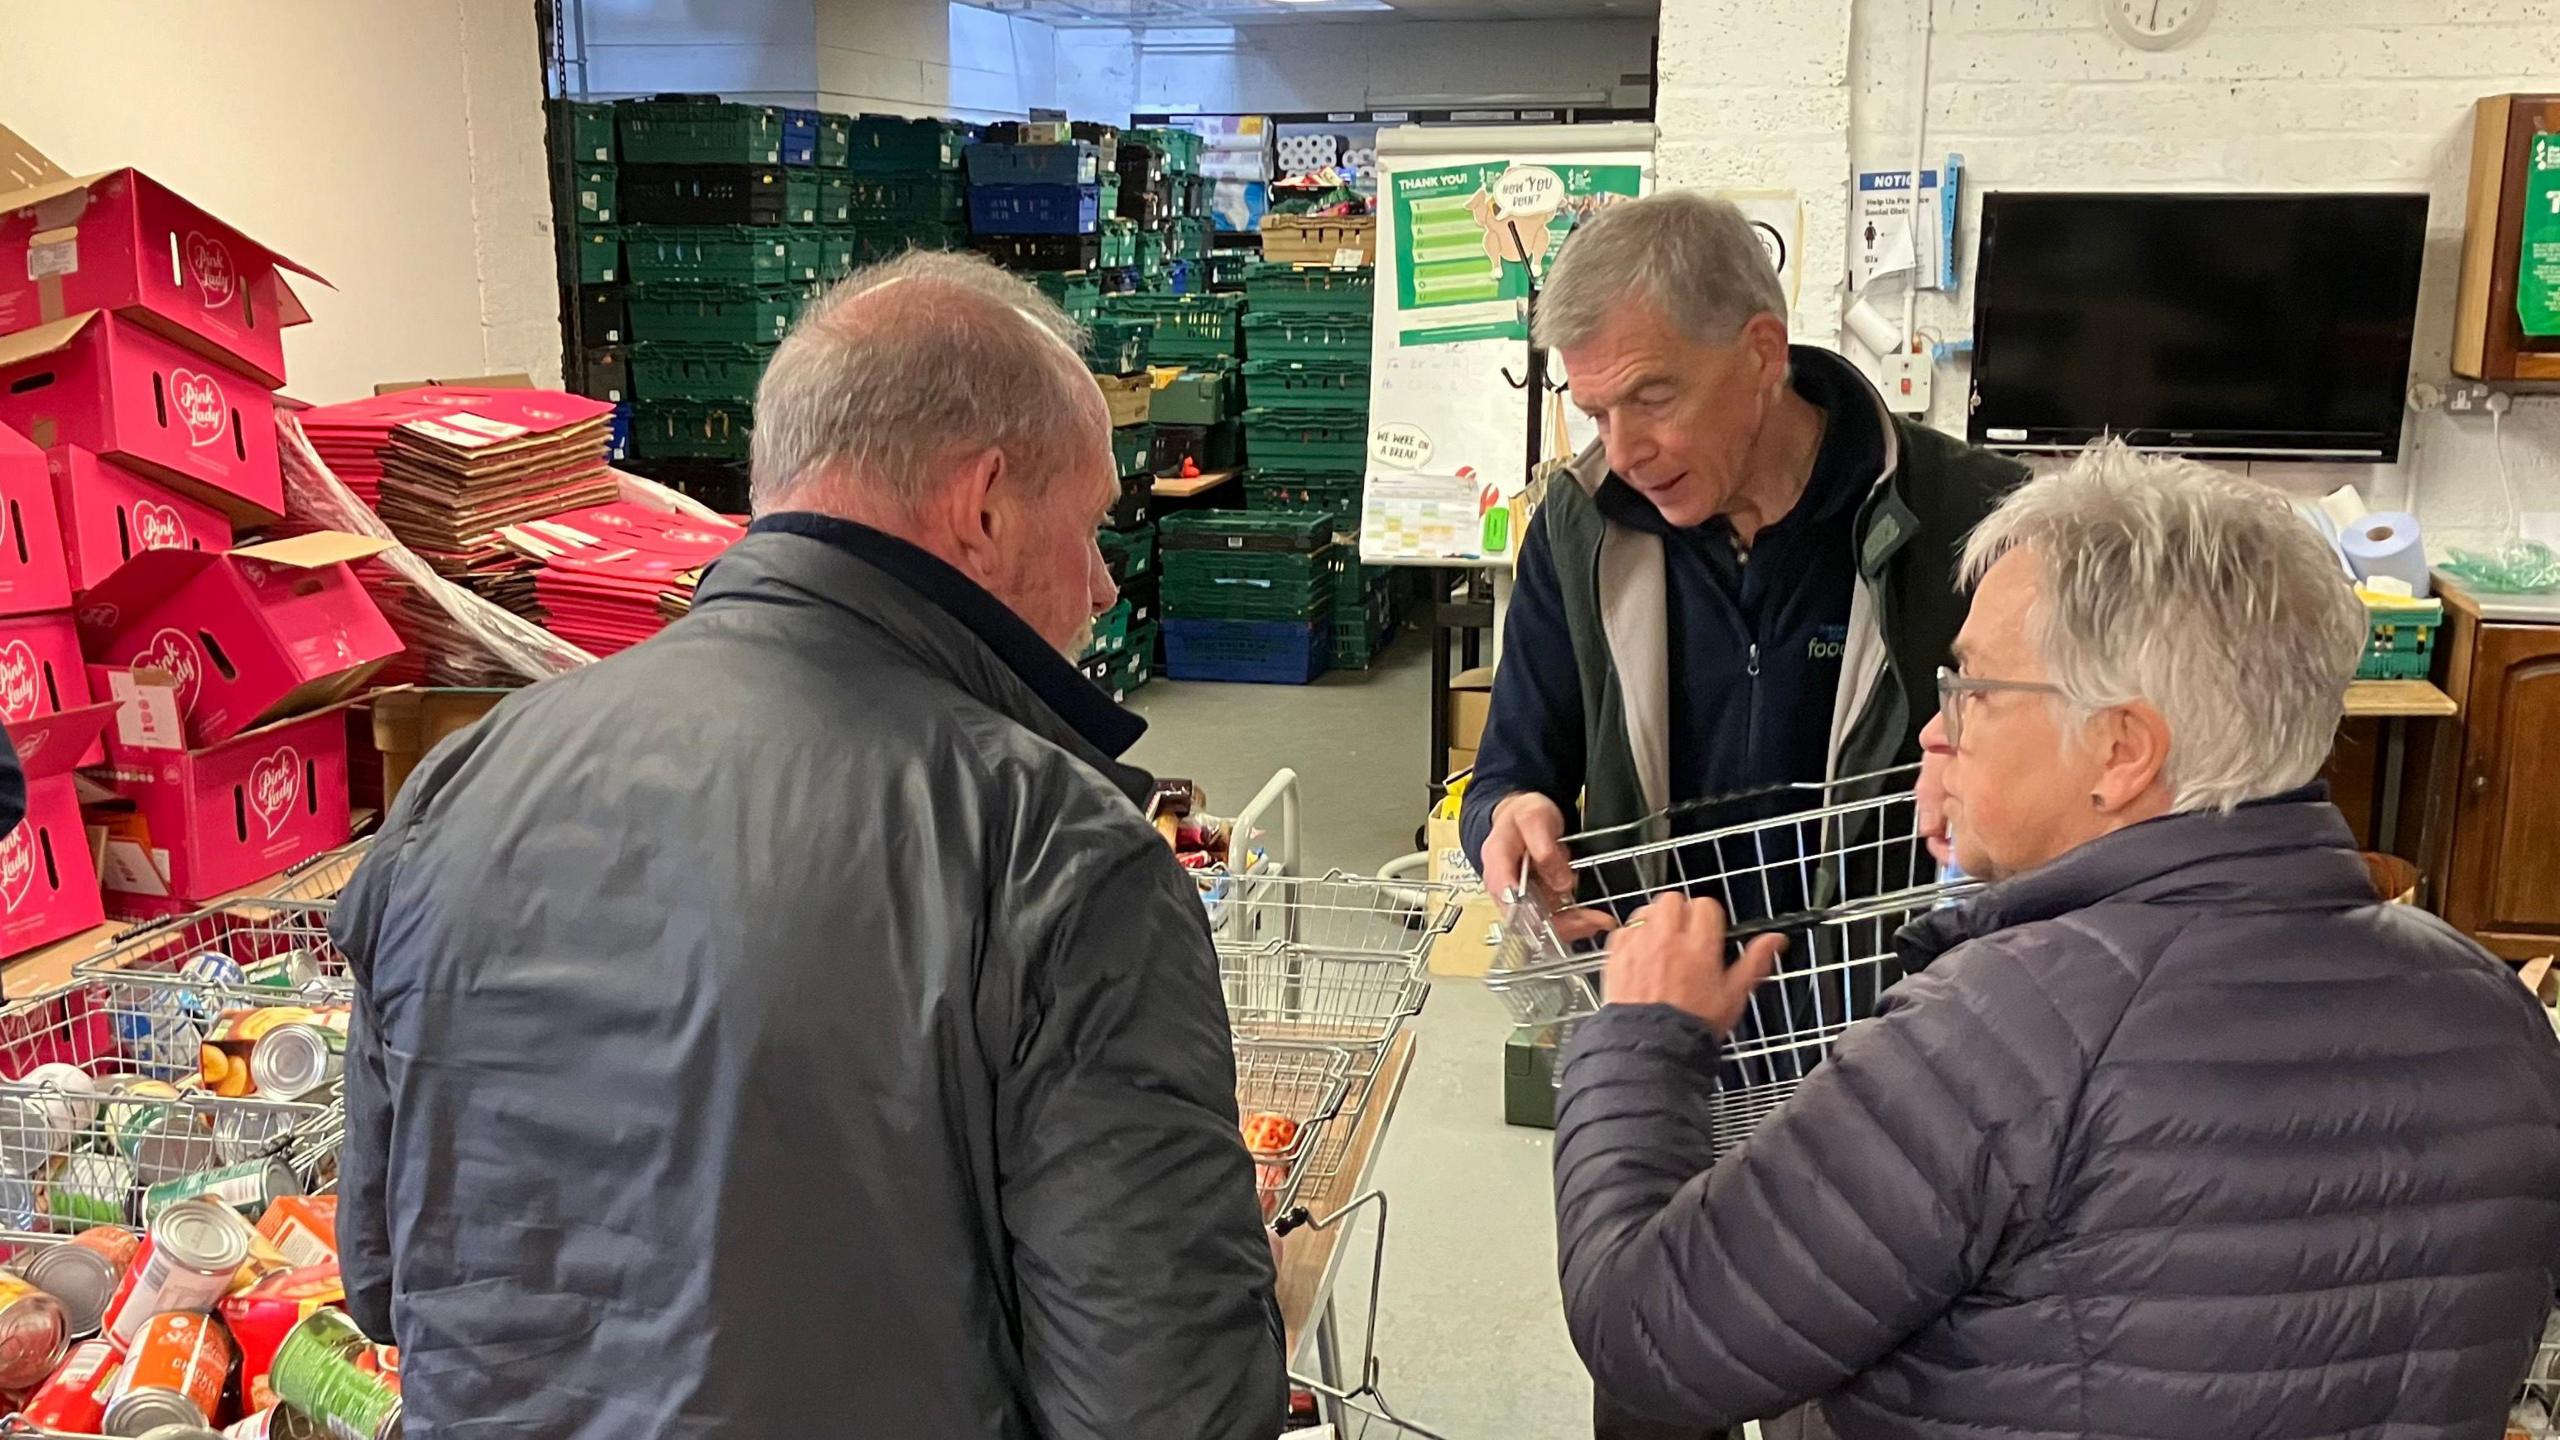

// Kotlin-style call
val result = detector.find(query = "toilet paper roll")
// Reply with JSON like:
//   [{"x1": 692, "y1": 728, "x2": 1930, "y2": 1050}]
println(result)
[
  {"x1": 2318, "y1": 483, "x2": 2370, "y2": 534},
  {"x1": 2341, "y1": 511, "x2": 2432, "y2": 597}
]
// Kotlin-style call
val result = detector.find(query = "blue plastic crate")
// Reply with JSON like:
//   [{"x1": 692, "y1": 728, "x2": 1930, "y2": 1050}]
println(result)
[
  {"x1": 608, "y1": 401, "x2": 632, "y2": 462},
  {"x1": 780, "y1": 108, "x2": 819, "y2": 166},
  {"x1": 968, "y1": 182, "x2": 1102, "y2": 236},
  {"x1": 968, "y1": 141, "x2": 1099, "y2": 186},
  {"x1": 1162, "y1": 616, "x2": 1331, "y2": 685},
  {"x1": 1167, "y1": 258, "x2": 1197, "y2": 296}
]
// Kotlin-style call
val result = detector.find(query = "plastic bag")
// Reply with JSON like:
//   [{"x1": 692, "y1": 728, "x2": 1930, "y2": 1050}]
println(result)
[
  {"x1": 276, "y1": 414, "x2": 596, "y2": 685},
  {"x1": 2438, "y1": 539, "x2": 2560, "y2": 595}
]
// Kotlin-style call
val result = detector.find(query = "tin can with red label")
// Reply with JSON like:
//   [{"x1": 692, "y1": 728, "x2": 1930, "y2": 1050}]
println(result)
[
  {"x1": 0, "y1": 1268, "x2": 69, "y2": 1391},
  {"x1": 104, "y1": 1308, "x2": 235, "y2": 1434},
  {"x1": 217, "y1": 1262, "x2": 342, "y2": 1397},
  {"x1": 21, "y1": 1335, "x2": 121, "y2": 1431},
  {"x1": 103, "y1": 1197, "x2": 250, "y2": 1349}
]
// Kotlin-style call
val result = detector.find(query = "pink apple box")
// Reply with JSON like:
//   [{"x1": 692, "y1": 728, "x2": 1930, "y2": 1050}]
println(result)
[
  {"x1": 76, "y1": 530, "x2": 400, "y2": 750},
  {"x1": 45, "y1": 444, "x2": 230, "y2": 594},
  {"x1": 90, "y1": 666, "x2": 352, "y2": 916},
  {"x1": 0, "y1": 426, "x2": 69, "y2": 617},
  {"x1": 0, "y1": 612, "x2": 96, "y2": 770},
  {"x1": 0, "y1": 167, "x2": 322, "y2": 389},
  {"x1": 0, "y1": 311, "x2": 282, "y2": 522},
  {"x1": 0, "y1": 701, "x2": 117, "y2": 960}
]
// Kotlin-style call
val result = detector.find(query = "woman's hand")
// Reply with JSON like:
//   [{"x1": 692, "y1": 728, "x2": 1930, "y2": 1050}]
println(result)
[{"x1": 1601, "y1": 893, "x2": 1786, "y2": 1037}]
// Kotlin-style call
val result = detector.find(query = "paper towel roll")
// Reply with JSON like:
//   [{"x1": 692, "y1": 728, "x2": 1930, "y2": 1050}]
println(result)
[
  {"x1": 2341, "y1": 511, "x2": 2432, "y2": 597},
  {"x1": 2318, "y1": 483, "x2": 2371, "y2": 533}
]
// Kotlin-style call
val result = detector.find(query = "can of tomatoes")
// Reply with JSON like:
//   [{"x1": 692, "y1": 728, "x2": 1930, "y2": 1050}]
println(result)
[
  {"x1": 103, "y1": 1308, "x2": 234, "y2": 1434},
  {"x1": 20, "y1": 1335, "x2": 122, "y2": 1431},
  {"x1": 271, "y1": 1308, "x2": 403, "y2": 1440}
]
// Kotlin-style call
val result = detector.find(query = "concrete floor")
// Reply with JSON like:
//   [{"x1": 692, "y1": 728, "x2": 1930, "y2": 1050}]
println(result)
[{"x1": 1128, "y1": 635, "x2": 1594, "y2": 1440}]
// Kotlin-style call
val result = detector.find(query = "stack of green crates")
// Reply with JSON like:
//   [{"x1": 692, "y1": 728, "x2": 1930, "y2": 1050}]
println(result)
[
  {"x1": 1158, "y1": 511, "x2": 1337, "y2": 686},
  {"x1": 1238, "y1": 260, "x2": 1387, "y2": 665},
  {"x1": 606, "y1": 98, "x2": 862, "y2": 461},
  {"x1": 548, "y1": 100, "x2": 629, "y2": 409},
  {"x1": 844, "y1": 115, "x2": 971, "y2": 263}
]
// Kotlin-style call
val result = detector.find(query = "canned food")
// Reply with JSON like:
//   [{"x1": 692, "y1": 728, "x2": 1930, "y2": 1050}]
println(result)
[
  {"x1": 104, "y1": 1198, "x2": 251, "y2": 1349},
  {"x1": 220, "y1": 1263, "x2": 342, "y2": 1398},
  {"x1": 225, "y1": 1405, "x2": 329, "y2": 1438},
  {"x1": 23, "y1": 1062, "x2": 102, "y2": 1132},
  {"x1": 113, "y1": 1099, "x2": 223, "y2": 1189},
  {"x1": 19, "y1": 1232, "x2": 131, "y2": 1336},
  {"x1": 244, "y1": 949, "x2": 328, "y2": 995},
  {"x1": 104, "y1": 1308, "x2": 234, "y2": 1435},
  {"x1": 144, "y1": 1156, "x2": 303, "y2": 1225},
  {"x1": 22, "y1": 1336, "x2": 121, "y2": 1430},
  {"x1": 0, "y1": 1089, "x2": 81, "y2": 1174},
  {"x1": 178, "y1": 952, "x2": 249, "y2": 1025},
  {"x1": 136, "y1": 1425, "x2": 227, "y2": 1440},
  {"x1": 255, "y1": 1196, "x2": 339, "y2": 1269},
  {"x1": 0, "y1": 1269, "x2": 70, "y2": 1390},
  {"x1": 0, "y1": 1165, "x2": 43, "y2": 1232},
  {"x1": 116, "y1": 1005, "x2": 206, "y2": 1082},
  {"x1": 250, "y1": 1025, "x2": 346, "y2": 1101},
  {"x1": 212, "y1": 1106, "x2": 304, "y2": 1166},
  {"x1": 50, "y1": 1149, "x2": 139, "y2": 1230},
  {"x1": 72, "y1": 1222, "x2": 145, "y2": 1272},
  {"x1": 271, "y1": 1308, "x2": 402, "y2": 1440}
]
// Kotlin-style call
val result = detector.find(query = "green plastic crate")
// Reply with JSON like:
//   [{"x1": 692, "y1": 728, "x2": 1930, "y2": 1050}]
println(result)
[
  {"x1": 782, "y1": 227, "x2": 824, "y2": 282},
  {"x1": 1170, "y1": 218, "x2": 1210, "y2": 261},
  {"x1": 626, "y1": 283, "x2": 802, "y2": 343},
  {"x1": 1242, "y1": 313, "x2": 1373, "y2": 362},
  {"x1": 1079, "y1": 598, "x2": 1136, "y2": 659},
  {"x1": 1242, "y1": 359, "x2": 1369, "y2": 413},
  {"x1": 856, "y1": 224, "x2": 969, "y2": 265},
  {"x1": 1101, "y1": 219, "x2": 1139, "y2": 269},
  {"x1": 1243, "y1": 262, "x2": 1374, "y2": 315},
  {"x1": 783, "y1": 170, "x2": 821, "y2": 225},
  {"x1": 1098, "y1": 525, "x2": 1157, "y2": 582},
  {"x1": 568, "y1": 227, "x2": 622, "y2": 284},
  {"x1": 622, "y1": 226, "x2": 795, "y2": 286},
  {"x1": 1107, "y1": 624, "x2": 1156, "y2": 697},
  {"x1": 562, "y1": 165, "x2": 617, "y2": 226},
  {"x1": 1148, "y1": 365, "x2": 1237, "y2": 426},
  {"x1": 818, "y1": 229, "x2": 857, "y2": 278},
  {"x1": 1031, "y1": 271, "x2": 1102, "y2": 324},
  {"x1": 816, "y1": 112, "x2": 853, "y2": 168},
  {"x1": 1126, "y1": 126, "x2": 1204, "y2": 174},
  {"x1": 630, "y1": 341, "x2": 777, "y2": 401},
  {"x1": 632, "y1": 398, "x2": 753, "y2": 460},
  {"x1": 1244, "y1": 407, "x2": 1366, "y2": 471},
  {"x1": 1207, "y1": 249, "x2": 1255, "y2": 292},
  {"x1": 817, "y1": 174, "x2": 855, "y2": 225},
  {"x1": 1111, "y1": 423, "x2": 1155, "y2": 478},
  {"x1": 1102, "y1": 294, "x2": 1242, "y2": 363},
  {"x1": 1084, "y1": 315, "x2": 1155, "y2": 375},
  {"x1": 847, "y1": 116, "x2": 971, "y2": 173},
  {"x1": 1247, "y1": 471, "x2": 1364, "y2": 518},
  {"x1": 548, "y1": 100, "x2": 616, "y2": 163},
  {"x1": 1160, "y1": 509, "x2": 1334, "y2": 548},
  {"x1": 618, "y1": 101, "x2": 786, "y2": 166}
]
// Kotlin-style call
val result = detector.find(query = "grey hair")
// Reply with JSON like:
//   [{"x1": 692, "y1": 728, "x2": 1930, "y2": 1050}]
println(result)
[
  {"x1": 1960, "y1": 444, "x2": 2366, "y2": 815},
  {"x1": 1533, "y1": 191, "x2": 1788, "y2": 352},
  {"x1": 748, "y1": 250, "x2": 1095, "y2": 515}
]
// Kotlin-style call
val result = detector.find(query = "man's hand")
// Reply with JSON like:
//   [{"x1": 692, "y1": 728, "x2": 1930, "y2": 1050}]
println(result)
[
  {"x1": 1601, "y1": 893, "x2": 1785, "y2": 1038},
  {"x1": 1915, "y1": 722, "x2": 1955, "y2": 867},
  {"x1": 1481, "y1": 791, "x2": 1572, "y2": 903}
]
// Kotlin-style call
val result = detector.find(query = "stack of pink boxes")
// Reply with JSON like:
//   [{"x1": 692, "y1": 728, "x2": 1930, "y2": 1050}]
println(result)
[{"x1": 0, "y1": 157, "x2": 406, "y2": 950}]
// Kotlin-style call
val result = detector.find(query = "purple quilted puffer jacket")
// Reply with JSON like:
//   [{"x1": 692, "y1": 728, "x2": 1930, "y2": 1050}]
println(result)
[{"x1": 1555, "y1": 791, "x2": 2560, "y2": 1440}]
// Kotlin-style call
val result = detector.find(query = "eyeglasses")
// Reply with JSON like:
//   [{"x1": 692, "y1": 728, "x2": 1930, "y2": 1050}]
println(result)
[{"x1": 1934, "y1": 665, "x2": 2062, "y2": 749}]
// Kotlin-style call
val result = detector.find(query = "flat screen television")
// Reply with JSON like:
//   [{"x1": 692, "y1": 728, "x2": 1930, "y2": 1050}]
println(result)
[{"x1": 1966, "y1": 192, "x2": 2430, "y2": 462}]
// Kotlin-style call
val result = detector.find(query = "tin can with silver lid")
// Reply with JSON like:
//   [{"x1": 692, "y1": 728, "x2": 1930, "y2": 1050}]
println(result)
[
  {"x1": 19, "y1": 1233, "x2": 128, "y2": 1337},
  {"x1": 105, "y1": 1308, "x2": 233, "y2": 1435},
  {"x1": 250, "y1": 1024, "x2": 346, "y2": 1101},
  {"x1": 143, "y1": 1155, "x2": 303, "y2": 1225},
  {"x1": 0, "y1": 1267, "x2": 69, "y2": 1390},
  {"x1": 104, "y1": 1198, "x2": 252, "y2": 1350}
]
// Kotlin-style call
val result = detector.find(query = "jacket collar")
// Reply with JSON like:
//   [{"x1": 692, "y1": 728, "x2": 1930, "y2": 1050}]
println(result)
[
  {"x1": 696, "y1": 519, "x2": 1156, "y2": 806},
  {"x1": 1898, "y1": 787, "x2": 2372, "y2": 967}
]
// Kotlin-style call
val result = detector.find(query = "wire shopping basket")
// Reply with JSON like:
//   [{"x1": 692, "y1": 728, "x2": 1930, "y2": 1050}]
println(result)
[
  {"x1": 1234, "y1": 1039, "x2": 1353, "y2": 1221},
  {"x1": 1206, "y1": 869, "x2": 1463, "y2": 966},
  {"x1": 1485, "y1": 766, "x2": 1976, "y2": 1149},
  {"x1": 72, "y1": 898, "x2": 353, "y2": 1005},
  {"x1": 2513, "y1": 1316, "x2": 2560, "y2": 1437}
]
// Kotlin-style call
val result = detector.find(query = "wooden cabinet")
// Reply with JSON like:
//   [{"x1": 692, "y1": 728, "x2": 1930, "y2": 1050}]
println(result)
[
  {"x1": 2455, "y1": 93, "x2": 2560, "y2": 385},
  {"x1": 2437, "y1": 591, "x2": 2560, "y2": 958}
]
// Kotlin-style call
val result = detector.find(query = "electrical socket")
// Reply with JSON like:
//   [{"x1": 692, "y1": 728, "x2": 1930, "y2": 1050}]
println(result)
[
  {"x1": 1884, "y1": 351, "x2": 1932, "y2": 415},
  {"x1": 2446, "y1": 381, "x2": 2496, "y2": 413}
]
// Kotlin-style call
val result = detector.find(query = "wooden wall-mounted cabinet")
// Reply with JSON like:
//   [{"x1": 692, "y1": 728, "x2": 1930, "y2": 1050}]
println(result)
[{"x1": 2455, "y1": 93, "x2": 2560, "y2": 385}]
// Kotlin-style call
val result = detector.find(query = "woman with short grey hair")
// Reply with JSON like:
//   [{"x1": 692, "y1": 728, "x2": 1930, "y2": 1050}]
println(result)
[{"x1": 1550, "y1": 445, "x2": 2560, "y2": 1439}]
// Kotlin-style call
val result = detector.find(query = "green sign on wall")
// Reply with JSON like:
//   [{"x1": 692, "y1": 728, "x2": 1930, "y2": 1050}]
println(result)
[{"x1": 2519, "y1": 133, "x2": 2560, "y2": 337}]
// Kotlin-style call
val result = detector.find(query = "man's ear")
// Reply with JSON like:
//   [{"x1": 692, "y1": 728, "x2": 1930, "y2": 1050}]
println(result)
[
  {"x1": 1739, "y1": 312, "x2": 1792, "y2": 395},
  {"x1": 930, "y1": 445, "x2": 1007, "y2": 578},
  {"x1": 2092, "y1": 701, "x2": 2173, "y2": 815}
]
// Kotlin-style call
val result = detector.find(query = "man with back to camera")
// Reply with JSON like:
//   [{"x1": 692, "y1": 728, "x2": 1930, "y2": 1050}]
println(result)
[
  {"x1": 1454, "y1": 191, "x2": 2023, "y2": 1439},
  {"x1": 329, "y1": 254, "x2": 1287, "y2": 1439}
]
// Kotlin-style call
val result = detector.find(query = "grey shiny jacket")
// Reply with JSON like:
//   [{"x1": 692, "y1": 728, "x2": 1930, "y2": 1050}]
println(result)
[
  {"x1": 1554, "y1": 794, "x2": 2560, "y2": 1439},
  {"x1": 331, "y1": 530, "x2": 1286, "y2": 1439}
]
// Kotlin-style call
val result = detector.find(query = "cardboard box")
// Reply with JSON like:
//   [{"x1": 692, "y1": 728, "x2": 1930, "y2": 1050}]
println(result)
[
  {"x1": 0, "y1": 702, "x2": 117, "y2": 960},
  {"x1": 45, "y1": 444, "x2": 233, "y2": 593},
  {"x1": 0, "y1": 426, "x2": 69, "y2": 616},
  {"x1": 76, "y1": 533, "x2": 400, "y2": 749},
  {"x1": 93, "y1": 668, "x2": 353, "y2": 914},
  {"x1": 1425, "y1": 813, "x2": 1505, "y2": 979},
  {"x1": 0, "y1": 311, "x2": 282, "y2": 520},
  {"x1": 1447, "y1": 664, "x2": 1493, "y2": 752},
  {"x1": 0, "y1": 167, "x2": 320, "y2": 388},
  {"x1": 371, "y1": 687, "x2": 505, "y2": 810},
  {"x1": 1446, "y1": 745, "x2": 1476, "y2": 780}
]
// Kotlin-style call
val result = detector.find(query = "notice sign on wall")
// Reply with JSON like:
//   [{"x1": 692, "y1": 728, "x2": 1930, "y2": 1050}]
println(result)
[
  {"x1": 2520, "y1": 134, "x2": 2560, "y2": 337},
  {"x1": 1388, "y1": 159, "x2": 1645, "y2": 348}
]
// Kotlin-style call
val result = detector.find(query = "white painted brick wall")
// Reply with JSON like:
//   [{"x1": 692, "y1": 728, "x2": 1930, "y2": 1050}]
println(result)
[{"x1": 1659, "y1": 0, "x2": 2560, "y2": 550}]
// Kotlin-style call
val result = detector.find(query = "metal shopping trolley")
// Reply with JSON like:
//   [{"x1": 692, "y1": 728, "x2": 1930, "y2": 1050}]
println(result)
[
  {"x1": 1484, "y1": 766, "x2": 1978, "y2": 1150},
  {"x1": 71, "y1": 897, "x2": 354, "y2": 1006}
]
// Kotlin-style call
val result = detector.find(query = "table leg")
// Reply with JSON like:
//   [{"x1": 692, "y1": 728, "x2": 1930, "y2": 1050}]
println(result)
[
  {"x1": 2378, "y1": 716, "x2": 2408, "y2": 855},
  {"x1": 1315, "y1": 1303, "x2": 1346, "y2": 1432}
]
